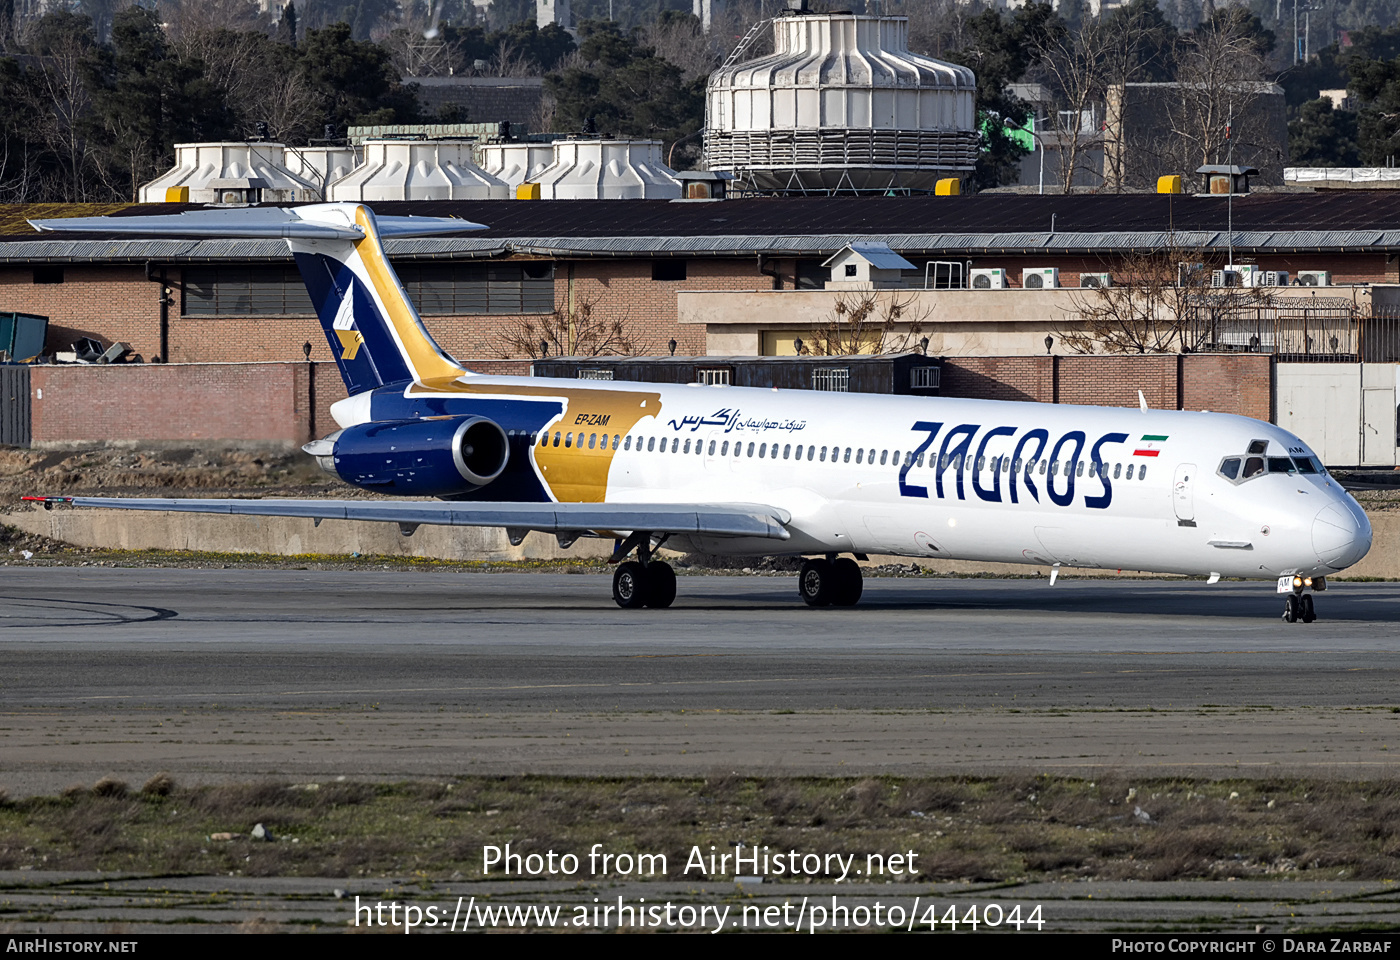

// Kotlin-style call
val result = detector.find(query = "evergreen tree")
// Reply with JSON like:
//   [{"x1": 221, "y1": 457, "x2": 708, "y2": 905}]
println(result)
[{"x1": 1288, "y1": 97, "x2": 1360, "y2": 165}]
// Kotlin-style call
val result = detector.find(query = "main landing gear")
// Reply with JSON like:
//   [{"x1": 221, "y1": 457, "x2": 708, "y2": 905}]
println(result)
[
  {"x1": 798, "y1": 556, "x2": 864, "y2": 607},
  {"x1": 609, "y1": 531, "x2": 676, "y2": 609},
  {"x1": 612, "y1": 558, "x2": 676, "y2": 609},
  {"x1": 1281, "y1": 575, "x2": 1323, "y2": 624}
]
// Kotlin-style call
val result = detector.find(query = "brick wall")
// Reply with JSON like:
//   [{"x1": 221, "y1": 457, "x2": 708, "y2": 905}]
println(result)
[
  {"x1": 1180, "y1": 353, "x2": 1272, "y2": 421},
  {"x1": 943, "y1": 353, "x2": 1271, "y2": 419},
  {"x1": 0, "y1": 265, "x2": 162, "y2": 360},
  {"x1": 31, "y1": 363, "x2": 312, "y2": 444},
  {"x1": 941, "y1": 356, "x2": 1054, "y2": 402},
  {"x1": 28, "y1": 358, "x2": 536, "y2": 445},
  {"x1": 22, "y1": 353, "x2": 1269, "y2": 446}
]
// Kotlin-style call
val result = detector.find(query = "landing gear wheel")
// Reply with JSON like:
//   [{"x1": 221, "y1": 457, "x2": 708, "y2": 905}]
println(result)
[
  {"x1": 829, "y1": 557, "x2": 864, "y2": 607},
  {"x1": 1300, "y1": 593, "x2": 1316, "y2": 623},
  {"x1": 613, "y1": 561, "x2": 650, "y2": 609},
  {"x1": 1283, "y1": 594, "x2": 1300, "y2": 623},
  {"x1": 799, "y1": 559, "x2": 832, "y2": 607},
  {"x1": 644, "y1": 561, "x2": 676, "y2": 609}
]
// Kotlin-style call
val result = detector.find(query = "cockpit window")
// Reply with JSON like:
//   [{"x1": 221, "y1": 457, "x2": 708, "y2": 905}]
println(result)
[{"x1": 1224, "y1": 445, "x2": 1314, "y2": 485}]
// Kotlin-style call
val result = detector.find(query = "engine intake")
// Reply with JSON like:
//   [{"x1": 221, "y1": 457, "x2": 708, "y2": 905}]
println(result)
[{"x1": 305, "y1": 416, "x2": 510, "y2": 496}]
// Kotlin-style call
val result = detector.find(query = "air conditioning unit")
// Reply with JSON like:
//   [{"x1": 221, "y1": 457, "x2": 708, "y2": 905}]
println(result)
[
  {"x1": 971, "y1": 268, "x2": 1006, "y2": 289},
  {"x1": 1178, "y1": 262, "x2": 1206, "y2": 286},
  {"x1": 1079, "y1": 272, "x2": 1112, "y2": 288},
  {"x1": 1022, "y1": 267, "x2": 1058, "y2": 289},
  {"x1": 1297, "y1": 270, "x2": 1332, "y2": 287},
  {"x1": 1212, "y1": 265, "x2": 1258, "y2": 288},
  {"x1": 1259, "y1": 270, "x2": 1290, "y2": 287}
]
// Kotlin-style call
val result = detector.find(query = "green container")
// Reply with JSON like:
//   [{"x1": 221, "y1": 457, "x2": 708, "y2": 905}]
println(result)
[{"x1": 0, "y1": 312, "x2": 48, "y2": 362}]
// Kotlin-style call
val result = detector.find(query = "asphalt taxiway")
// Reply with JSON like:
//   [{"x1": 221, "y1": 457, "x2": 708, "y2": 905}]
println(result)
[{"x1": 2, "y1": 567, "x2": 1399, "y2": 796}]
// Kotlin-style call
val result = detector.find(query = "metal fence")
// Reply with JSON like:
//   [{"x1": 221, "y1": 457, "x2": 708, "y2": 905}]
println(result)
[
  {"x1": 1184, "y1": 297, "x2": 1400, "y2": 362},
  {"x1": 0, "y1": 365, "x2": 30, "y2": 446}
]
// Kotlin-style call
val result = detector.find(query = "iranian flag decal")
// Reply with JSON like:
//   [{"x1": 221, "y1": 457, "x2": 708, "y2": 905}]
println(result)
[{"x1": 1134, "y1": 434, "x2": 1168, "y2": 457}]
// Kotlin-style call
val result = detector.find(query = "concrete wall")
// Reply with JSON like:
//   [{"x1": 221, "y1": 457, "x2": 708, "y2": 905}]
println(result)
[
  {"x1": 12, "y1": 503, "x2": 1399, "y2": 579},
  {"x1": 682, "y1": 286, "x2": 1376, "y2": 359}
]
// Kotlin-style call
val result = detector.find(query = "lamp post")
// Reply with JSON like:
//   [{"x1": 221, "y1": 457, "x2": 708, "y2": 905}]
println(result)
[{"x1": 1044, "y1": 335, "x2": 1054, "y2": 355}]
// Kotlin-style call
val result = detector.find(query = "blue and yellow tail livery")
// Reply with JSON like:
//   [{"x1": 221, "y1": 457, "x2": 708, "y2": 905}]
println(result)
[{"x1": 31, "y1": 202, "x2": 483, "y2": 395}]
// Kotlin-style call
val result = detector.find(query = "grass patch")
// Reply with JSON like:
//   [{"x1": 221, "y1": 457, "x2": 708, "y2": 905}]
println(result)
[{"x1": 0, "y1": 775, "x2": 1398, "y2": 883}]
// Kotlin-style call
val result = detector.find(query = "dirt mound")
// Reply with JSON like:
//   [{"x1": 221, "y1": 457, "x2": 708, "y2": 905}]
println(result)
[{"x1": 0, "y1": 445, "x2": 353, "y2": 504}]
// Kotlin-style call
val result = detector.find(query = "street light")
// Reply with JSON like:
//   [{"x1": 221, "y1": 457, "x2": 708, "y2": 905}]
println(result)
[{"x1": 1044, "y1": 335, "x2": 1054, "y2": 355}]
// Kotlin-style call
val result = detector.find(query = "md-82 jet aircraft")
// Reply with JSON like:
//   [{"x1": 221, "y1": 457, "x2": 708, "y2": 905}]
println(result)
[{"x1": 25, "y1": 203, "x2": 1373, "y2": 621}]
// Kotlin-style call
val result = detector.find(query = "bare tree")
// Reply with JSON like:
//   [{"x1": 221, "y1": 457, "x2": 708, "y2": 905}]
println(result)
[
  {"x1": 172, "y1": 28, "x2": 321, "y2": 143},
  {"x1": 901, "y1": 0, "x2": 975, "y2": 60},
  {"x1": 488, "y1": 36, "x2": 538, "y2": 78},
  {"x1": 1033, "y1": 18, "x2": 1109, "y2": 194},
  {"x1": 159, "y1": 0, "x2": 268, "y2": 40},
  {"x1": 639, "y1": 13, "x2": 720, "y2": 83},
  {"x1": 1167, "y1": 19, "x2": 1272, "y2": 174},
  {"x1": 21, "y1": 20, "x2": 99, "y2": 201},
  {"x1": 1061, "y1": 242, "x2": 1274, "y2": 355},
  {"x1": 802, "y1": 292, "x2": 930, "y2": 356},
  {"x1": 500, "y1": 297, "x2": 645, "y2": 359}
]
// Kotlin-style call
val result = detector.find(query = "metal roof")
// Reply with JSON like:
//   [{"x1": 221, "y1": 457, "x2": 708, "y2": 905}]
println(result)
[{"x1": 2, "y1": 193, "x2": 1399, "y2": 261}]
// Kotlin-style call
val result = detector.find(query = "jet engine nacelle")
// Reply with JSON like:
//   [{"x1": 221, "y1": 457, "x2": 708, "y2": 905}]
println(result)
[{"x1": 307, "y1": 416, "x2": 510, "y2": 496}]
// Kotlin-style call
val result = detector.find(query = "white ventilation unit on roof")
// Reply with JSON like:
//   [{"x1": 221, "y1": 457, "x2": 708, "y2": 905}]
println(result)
[
  {"x1": 1079, "y1": 272, "x2": 1112, "y2": 288},
  {"x1": 1022, "y1": 267, "x2": 1058, "y2": 289},
  {"x1": 140, "y1": 142, "x2": 321, "y2": 203},
  {"x1": 705, "y1": 14, "x2": 977, "y2": 192},
  {"x1": 1259, "y1": 270, "x2": 1289, "y2": 287},
  {"x1": 533, "y1": 139, "x2": 682, "y2": 199},
  {"x1": 971, "y1": 268, "x2": 1006, "y2": 289},
  {"x1": 328, "y1": 139, "x2": 509, "y2": 201},
  {"x1": 1297, "y1": 270, "x2": 1332, "y2": 287}
]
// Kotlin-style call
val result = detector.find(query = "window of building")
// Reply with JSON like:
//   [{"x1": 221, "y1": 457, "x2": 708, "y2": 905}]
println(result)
[
  {"x1": 910, "y1": 366, "x2": 941, "y2": 390},
  {"x1": 396, "y1": 261, "x2": 554, "y2": 315},
  {"x1": 578, "y1": 369, "x2": 614, "y2": 380},
  {"x1": 652, "y1": 261, "x2": 687, "y2": 282},
  {"x1": 182, "y1": 266, "x2": 316, "y2": 316},
  {"x1": 795, "y1": 260, "x2": 827, "y2": 289},
  {"x1": 32, "y1": 265, "x2": 63, "y2": 284},
  {"x1": 812, "y1": 368, "x2": 850, "y2": 392},
  {"x1": 697, "y1": 367, "x2": 732, "y2": 385}
]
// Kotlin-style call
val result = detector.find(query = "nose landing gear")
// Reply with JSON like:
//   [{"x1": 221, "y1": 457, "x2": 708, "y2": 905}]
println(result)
[{"x1": 1280, "y1": 575, "x2": 1323, "y2": 624}]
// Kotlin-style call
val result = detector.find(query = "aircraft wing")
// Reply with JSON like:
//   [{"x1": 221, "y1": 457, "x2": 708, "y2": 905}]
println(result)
[{"x1": 21, "y1": 497, "x2": 792, "y2": 541}]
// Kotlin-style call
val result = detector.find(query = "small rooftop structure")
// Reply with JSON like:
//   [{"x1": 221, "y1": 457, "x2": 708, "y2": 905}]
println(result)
[
  {"x1": 673, "y1": 170, "x2": 734, "y2": 200},
  {"x1": 1196, "y1": 164, "x2": 1260, "y2": 196},
  {"x1": 822, "y1": 242, "x2": 915, "y2": 290}
]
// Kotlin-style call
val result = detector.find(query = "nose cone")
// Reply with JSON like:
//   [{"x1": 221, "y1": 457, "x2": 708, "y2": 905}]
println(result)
[{"x1": 1313, "y1": 502, "x2": 1372, "y2": 569}]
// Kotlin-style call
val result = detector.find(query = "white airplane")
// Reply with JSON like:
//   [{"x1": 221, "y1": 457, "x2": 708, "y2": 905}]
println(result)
[{"x1": 25, "y1": 203, "x2": 1373, "y2": 622}]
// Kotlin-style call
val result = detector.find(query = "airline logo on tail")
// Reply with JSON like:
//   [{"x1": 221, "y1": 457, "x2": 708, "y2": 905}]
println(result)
[{"x1": 330, "y1": 280, "x2": 365, "y2": 360}]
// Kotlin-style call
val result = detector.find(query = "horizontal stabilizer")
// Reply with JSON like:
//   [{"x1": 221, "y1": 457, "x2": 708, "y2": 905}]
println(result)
[
  {"x1": 23, "y1": 497, "x2": 793, "y2": 541},
  {"x1": 29, "y1": 204, "x2": 487, "y2": 241}
]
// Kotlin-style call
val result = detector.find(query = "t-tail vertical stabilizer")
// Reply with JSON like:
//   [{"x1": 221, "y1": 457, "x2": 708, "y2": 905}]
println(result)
[{"x1": 28, "y1": 203, "x2": 488, "y2": 394}]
